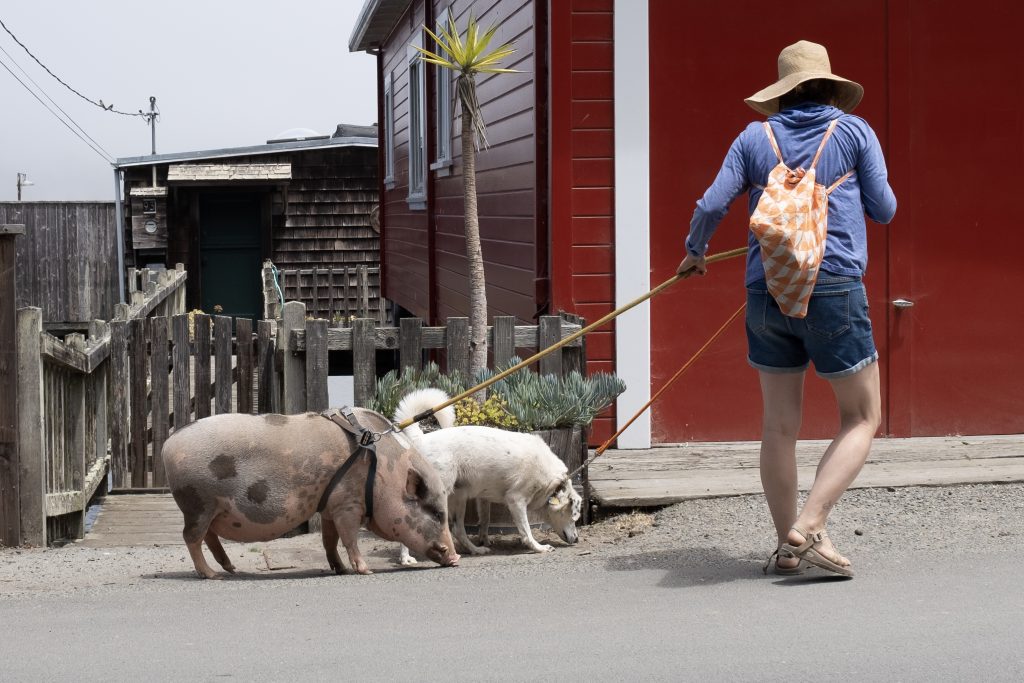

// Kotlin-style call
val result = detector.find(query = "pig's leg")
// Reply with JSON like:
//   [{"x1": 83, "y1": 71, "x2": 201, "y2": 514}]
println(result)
[
  {"x1": 331, "y1": 509, "x2": 372, "y2": 575},
  {"x1": 175, "y1": 488, "x2": 222, "y2": 579},
  {"x1": 507, "y1": 497, "x2": 553, "y2": 552},
  {"x1": 475, "y1": 499, "x2": 492, "y2": 547},
  {"x1": 320, "y1": 517, "x2": 346, "y2": 575},
  {"x1": 203, "y1": 531, "x2": 237, "y2": 574},
  {"x1": 450, "y1": 492, "x2": 489, "y2": 555}
]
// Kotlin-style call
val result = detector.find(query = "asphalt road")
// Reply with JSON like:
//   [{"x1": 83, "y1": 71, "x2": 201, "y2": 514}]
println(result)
[{"x1": 3, "y1": 545, "x2": 1023, "y2": 681}]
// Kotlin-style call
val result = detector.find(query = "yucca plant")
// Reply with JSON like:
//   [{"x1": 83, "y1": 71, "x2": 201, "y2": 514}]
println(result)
[{"x1": 413, "y1": 11, "x2": 519, "y2": 390}]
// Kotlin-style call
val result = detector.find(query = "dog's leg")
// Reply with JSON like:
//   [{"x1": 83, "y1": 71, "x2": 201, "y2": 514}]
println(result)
[
  {"x1": 450, "y1": 491, "x2": 490, "y2": 555},
  {"x1": 475, "y1": 499, "x2": 491, "y2": 546},
  {"x1": 507, "y1": 498, "x2": 553, "y2": 552},
  {"x1": 398, "y1": 543, "x2": 417, "y2": 565}
]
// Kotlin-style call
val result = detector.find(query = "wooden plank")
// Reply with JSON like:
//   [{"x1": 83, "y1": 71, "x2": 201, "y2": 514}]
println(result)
[
  {"x1": 194, "y1": 314, "x2": 212, "y2": 419},
  {"x1": 560, "y1": 312, "x2": 586, "y2": 376},
  {"x1": 492, "y1": 316, "x2": 515, "y2": 367},
  {"x1": 257, "y1": 320, "x2": 277, "y2": 413},
  {"x1": 0, "y1": 231, "x2": 21, "y2": 546},
  {"x1": 280, "y1": 301, "x2": 307, "y2": 414},
  {"x1": 352, "y1": 318, "x2": 376, "y2": 407},
  {"x1": 292, "y1": 322, "x2": 584, "y2": 352},
  {"x1": 327, "y1": 266, "x2": 335, "y2": 323},
  {"x1": 214, "y1": 316, "x2": 233, "y2": 414},
  {"x1": 109, "y1": 319, "x2": 129, "y2": 489},
  {"x1": 66, "y1": 333, "x2": 87, "y2": 538},
  {"x1": 399, "y1": 317, "x2": 423, "y2": 375},
  {"x1": 171, "y1": 315, "x2": 192, "y2": 433},
  {"x1": 305, "y1": 319, "x2": 329, "y2": 412},
  {"x1": 446, "y1": 317, "x2": 470, "y2": 381},
  {"x1": 128, "y1": 318, "x2": 148, "y2": 488},
  {"x1": 149, "y1": 317, "x2": 169, "y2": 486},
  {"x1": 538, "y1": 316, "x2": 562, "y2": 377},
  {"x1": 14, "y1": 307, "x2": 45, "y2": 546},
  {"x1": 312, "y1": 267, "x2": 320, "y2": 318},
  {"x1": 236, "y1": 318, "x2": 253, "y2": 414},
  {"x1": 343, "y1": 266, "x2": 350, "y2": 321}
]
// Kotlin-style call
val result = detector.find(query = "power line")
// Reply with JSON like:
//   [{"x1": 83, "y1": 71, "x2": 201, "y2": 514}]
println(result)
[
  {"x1": 0, "y1": 16, "x2": 147, "y2": 118},
  {"x1": 0, "y1": 52, "x2": 113, "y2": 164},
  {"x1": 0, "y1": 42, "x2": 115, "y2": 162}
]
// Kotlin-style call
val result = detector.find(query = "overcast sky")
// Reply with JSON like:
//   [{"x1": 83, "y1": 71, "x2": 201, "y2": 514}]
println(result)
[{"x1": 0, "y1": 0, "x2": 377, "y2": 201}]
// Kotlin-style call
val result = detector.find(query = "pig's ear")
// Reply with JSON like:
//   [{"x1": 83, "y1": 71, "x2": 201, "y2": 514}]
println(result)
[{"x1": 405, "y1": 467, "x2": 428, "y2": 499}]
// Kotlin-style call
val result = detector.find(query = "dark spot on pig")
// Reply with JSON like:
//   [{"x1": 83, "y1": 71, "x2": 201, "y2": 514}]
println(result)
[
  {"x1": 247, "y1": 480, "x2": 269, "y2": 504},
  {"x1": 232, "y1": 522, "x2": 242, "y2": 528},
  {"x1": 208, "y1": 454, "x2": 237, "y2": 480},
  {"x1": 393, "y1": 517, "x2": 402, "y2": 526},
  {"x1": 263, "y1": 414, "x2": 288, "y2": 426}
]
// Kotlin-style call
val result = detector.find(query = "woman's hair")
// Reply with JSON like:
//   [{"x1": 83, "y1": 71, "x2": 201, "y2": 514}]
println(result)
[{"x1": 778, "y1": 79, "x2": 837, "y2": 109}]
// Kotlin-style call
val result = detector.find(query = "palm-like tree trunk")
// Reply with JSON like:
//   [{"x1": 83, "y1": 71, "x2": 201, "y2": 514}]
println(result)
[{"x1": 461, "y1": 97, "x2": 488, "y2": 382}]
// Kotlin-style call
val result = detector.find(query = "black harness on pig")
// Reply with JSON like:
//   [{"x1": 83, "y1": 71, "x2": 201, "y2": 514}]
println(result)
[{"x1": 317, "y1": 407, "x2": 381, "y2": 521}]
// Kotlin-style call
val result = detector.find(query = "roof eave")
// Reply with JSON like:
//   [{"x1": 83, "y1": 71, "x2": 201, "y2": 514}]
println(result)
[
  {"x1": 348, "y1": 0, "x2": 411, "y2": 52},
  {"x1": 114, "y1": 136, "x2": 376, "y2": 169}
]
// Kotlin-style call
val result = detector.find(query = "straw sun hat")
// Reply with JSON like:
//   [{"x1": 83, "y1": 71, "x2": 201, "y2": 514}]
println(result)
[{"x1": 744, "y1": 40, "x2": 863, "y2": 116}]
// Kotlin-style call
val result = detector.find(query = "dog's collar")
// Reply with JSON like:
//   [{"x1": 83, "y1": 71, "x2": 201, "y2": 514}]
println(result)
[{"x1": 317, "y1": 407, "x2": 379, "y2": 521}]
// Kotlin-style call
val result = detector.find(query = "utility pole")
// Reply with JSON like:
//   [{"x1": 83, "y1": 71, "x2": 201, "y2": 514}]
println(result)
[
  {"x1": 15, "y1": 173, "x2": 33, "y2": 201},
  {"x1": 145, "y1": 96, "x2": 158, "y2": 186}
]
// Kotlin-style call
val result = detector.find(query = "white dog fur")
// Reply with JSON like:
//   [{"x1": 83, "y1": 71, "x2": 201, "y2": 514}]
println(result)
[{"x1": 394, "y1": 388, "x2": 582, "y2": 563}]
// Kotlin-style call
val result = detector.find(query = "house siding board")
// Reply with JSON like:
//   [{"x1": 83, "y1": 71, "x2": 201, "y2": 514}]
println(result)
[
  {"x1": 550, "y1": 0, "x2": 616, "y2": 444},
  {"x1": 376, "y1": 0, "x2": 539, "y2": 323}
]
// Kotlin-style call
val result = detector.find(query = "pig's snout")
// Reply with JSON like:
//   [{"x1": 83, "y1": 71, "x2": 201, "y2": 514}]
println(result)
[{"x1": 427, "y1": 542, "x2": 459, "y2": 567}]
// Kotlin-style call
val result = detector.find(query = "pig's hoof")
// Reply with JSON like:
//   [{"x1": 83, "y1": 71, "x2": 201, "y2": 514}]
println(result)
[
  {"x1": 223, "y1": 565, "x2": 237, "y2": 574},
  {"x1": 202, "y1": 572, "x2": 225, "y2": 580},
  {"x1": 356, "y1": 567, "x2": 374, "y2": 575}
]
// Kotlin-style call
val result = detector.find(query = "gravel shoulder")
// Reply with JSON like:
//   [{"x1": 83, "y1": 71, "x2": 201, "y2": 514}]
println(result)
[{"x1": 2, "y1": 483, "x2": 1023, "y2": 599}]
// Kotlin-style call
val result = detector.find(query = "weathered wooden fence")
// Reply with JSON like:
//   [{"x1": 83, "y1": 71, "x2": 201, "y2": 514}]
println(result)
[
  {"x1": 8, "y1": 265, "x2": 187, "y2": 546},
  {"x1": 262, "y1": 260, "x2": 388, "y2": 326}
]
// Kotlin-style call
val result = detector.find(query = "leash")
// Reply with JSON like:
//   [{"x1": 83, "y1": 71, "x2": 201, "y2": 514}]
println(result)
[
  {"x1": 318, "y1": 407, "x2": 381, "y2": 520},
  {"x1": 568, "y1": 301, "x2": 748, "y2": 479},
  {"x1": 396, "y1": 246, "x2": 749, "y2": 430}
]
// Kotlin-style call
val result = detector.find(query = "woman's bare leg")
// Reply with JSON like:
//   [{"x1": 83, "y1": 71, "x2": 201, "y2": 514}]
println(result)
[
  {"x1": 758, "y1": 370, "x2": 805, "y2": 568},
  {"x1": 788, "y1": 362, "x2": 881, "y2": 565}
]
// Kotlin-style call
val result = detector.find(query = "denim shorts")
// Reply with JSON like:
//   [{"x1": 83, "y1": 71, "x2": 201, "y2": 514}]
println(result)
[{"x1": 745, "y1": 276, "x2": 878, "y2": 378}]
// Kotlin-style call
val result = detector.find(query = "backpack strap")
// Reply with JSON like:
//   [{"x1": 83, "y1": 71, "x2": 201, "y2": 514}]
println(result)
[
  {"x1": 810, "y1": 119, "x2": 840, "y2": 170},
  {"x1": 826, "y1": 170, "x2": 854, "y2": 195},
  {"x1": 762, "y1": 122, "x2": 784, "y2": 163}
]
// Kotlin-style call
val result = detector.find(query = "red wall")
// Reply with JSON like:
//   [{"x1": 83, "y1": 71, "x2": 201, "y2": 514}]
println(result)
[{"x1": 550, "y1": 0, "x2": 617, "y2": 443}]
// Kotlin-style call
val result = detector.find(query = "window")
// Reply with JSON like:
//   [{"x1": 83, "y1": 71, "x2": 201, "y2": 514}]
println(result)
[
  {"x1": 383, "y1": 70, "x2": 395, "y2": 185},
  {"x1": 407, "y1": 39, "x2": 427, "y2": 205},
  {"x1": 432, "y1": 22, "x2": 453, "y2": 169}
]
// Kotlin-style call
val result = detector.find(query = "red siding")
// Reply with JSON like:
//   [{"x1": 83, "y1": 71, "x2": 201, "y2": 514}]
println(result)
[{"x1": 550, "y1": 0, "x2": 616, "y2": 444}]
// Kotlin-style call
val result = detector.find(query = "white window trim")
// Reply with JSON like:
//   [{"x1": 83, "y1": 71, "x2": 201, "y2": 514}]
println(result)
[
  {"x1": 407, "y1": 38, "x2": 427, "y2": 207},
  {"x1": 383, "y1": 70, "x2": 395, "y2": 187},
  {"x1": 431, "y1": 18, "x2": 453, "y2": 173}
]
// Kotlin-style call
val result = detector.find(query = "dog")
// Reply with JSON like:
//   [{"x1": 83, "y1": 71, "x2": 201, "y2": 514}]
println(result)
[{"x1": 393, "y1": 388, "x2": 582, "y2": 562}]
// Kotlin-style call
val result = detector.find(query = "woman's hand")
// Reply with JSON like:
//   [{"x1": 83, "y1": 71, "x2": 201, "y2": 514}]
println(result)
[{"x1": 676, "y1": 253, "x2": 707, "y2": 278}]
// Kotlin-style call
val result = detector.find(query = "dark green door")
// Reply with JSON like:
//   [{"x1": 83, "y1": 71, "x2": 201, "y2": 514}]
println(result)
[{"x1": 199, "y1": 193, "x2": 262, "y2": 321}]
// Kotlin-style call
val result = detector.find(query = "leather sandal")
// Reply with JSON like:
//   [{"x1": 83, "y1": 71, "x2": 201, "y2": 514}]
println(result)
[
  {"x1": 780, "y1": 525, "x2": 853, "y2": 577},
  {"x1": 762, "y1": 546, "x2": 803, "y2": 576}
]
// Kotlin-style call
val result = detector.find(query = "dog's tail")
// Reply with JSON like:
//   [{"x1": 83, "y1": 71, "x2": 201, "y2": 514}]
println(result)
[{"x1": 394, "y1": 387, "x2": 456, "y2": 441}]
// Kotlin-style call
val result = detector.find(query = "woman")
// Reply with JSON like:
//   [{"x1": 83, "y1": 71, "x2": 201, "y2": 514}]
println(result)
[{"x1": 676, "y1": 41, "x2": 896, "y2": 577}]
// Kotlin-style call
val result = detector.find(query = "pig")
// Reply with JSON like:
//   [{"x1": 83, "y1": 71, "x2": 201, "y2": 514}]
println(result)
[{"x1": 161, "y1": 408, "x2": 460, "y2": 579}]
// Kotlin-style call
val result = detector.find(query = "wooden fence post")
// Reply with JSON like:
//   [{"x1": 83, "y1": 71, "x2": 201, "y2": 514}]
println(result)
[
  {"x1": 352, "y1": 318, "x2": 376, "y2": 407},
  {"x1": 305, "y1": 319, "x2": 329, "y2": 412},
  {"x1": 174, "y1": 263, "x2": 186, "y2": 315},
  {"x1": 492, "y1": 316, "x2": 515, "y2": 368},
  {"x1": 257, "y1": 320, "x2": 278, "y2": 414},
  {"x1": 128, "y1": 318, "x2": 148, "y2": 488},
  {"x1": 538, "y1": 316, "x2": 563, "y2": 377},
  {"x1": 66, "y1": 333, "x2": 88, "y2": 538},
  {"x1": 213, "y1": 316, "x2": 232, "y2": 414},
  {"x1": 399, "y1": 317, "x2": 423, "y2": 375},
  {"x1": 109, "y1": 317, "x2": 129, "y2": 489},
  {"x1": 446, "y1": 317, "x2": 470, "y2": 380},
  {"x1": 149, "y1": 317, "x2": 169, "y2": 487},
  {"x1": 280, "y1": 301, "x2": 307, "y2": 414},
  {"x1": 1, "y1": 225, "x2": 25, "y2": 546},
  {"x1": 236, "y1": 318, "x2": 254, "y2": 414},
  {"x1": 88, "y1": 319, "x2": 110, "y2": 498},
  {"x1": 15, "y1": 307, "x2": 45, "y2": 546}
]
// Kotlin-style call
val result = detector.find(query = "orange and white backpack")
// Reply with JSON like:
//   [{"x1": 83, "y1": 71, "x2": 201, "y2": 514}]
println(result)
[{"x1": 749, "y1": 119, "x2": 852, "y2": 318}]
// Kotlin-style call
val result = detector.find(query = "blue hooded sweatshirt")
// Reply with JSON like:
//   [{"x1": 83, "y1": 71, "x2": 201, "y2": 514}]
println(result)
[{"x1": 684, "y1": 103, "x2": 897, "y2": 285}]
